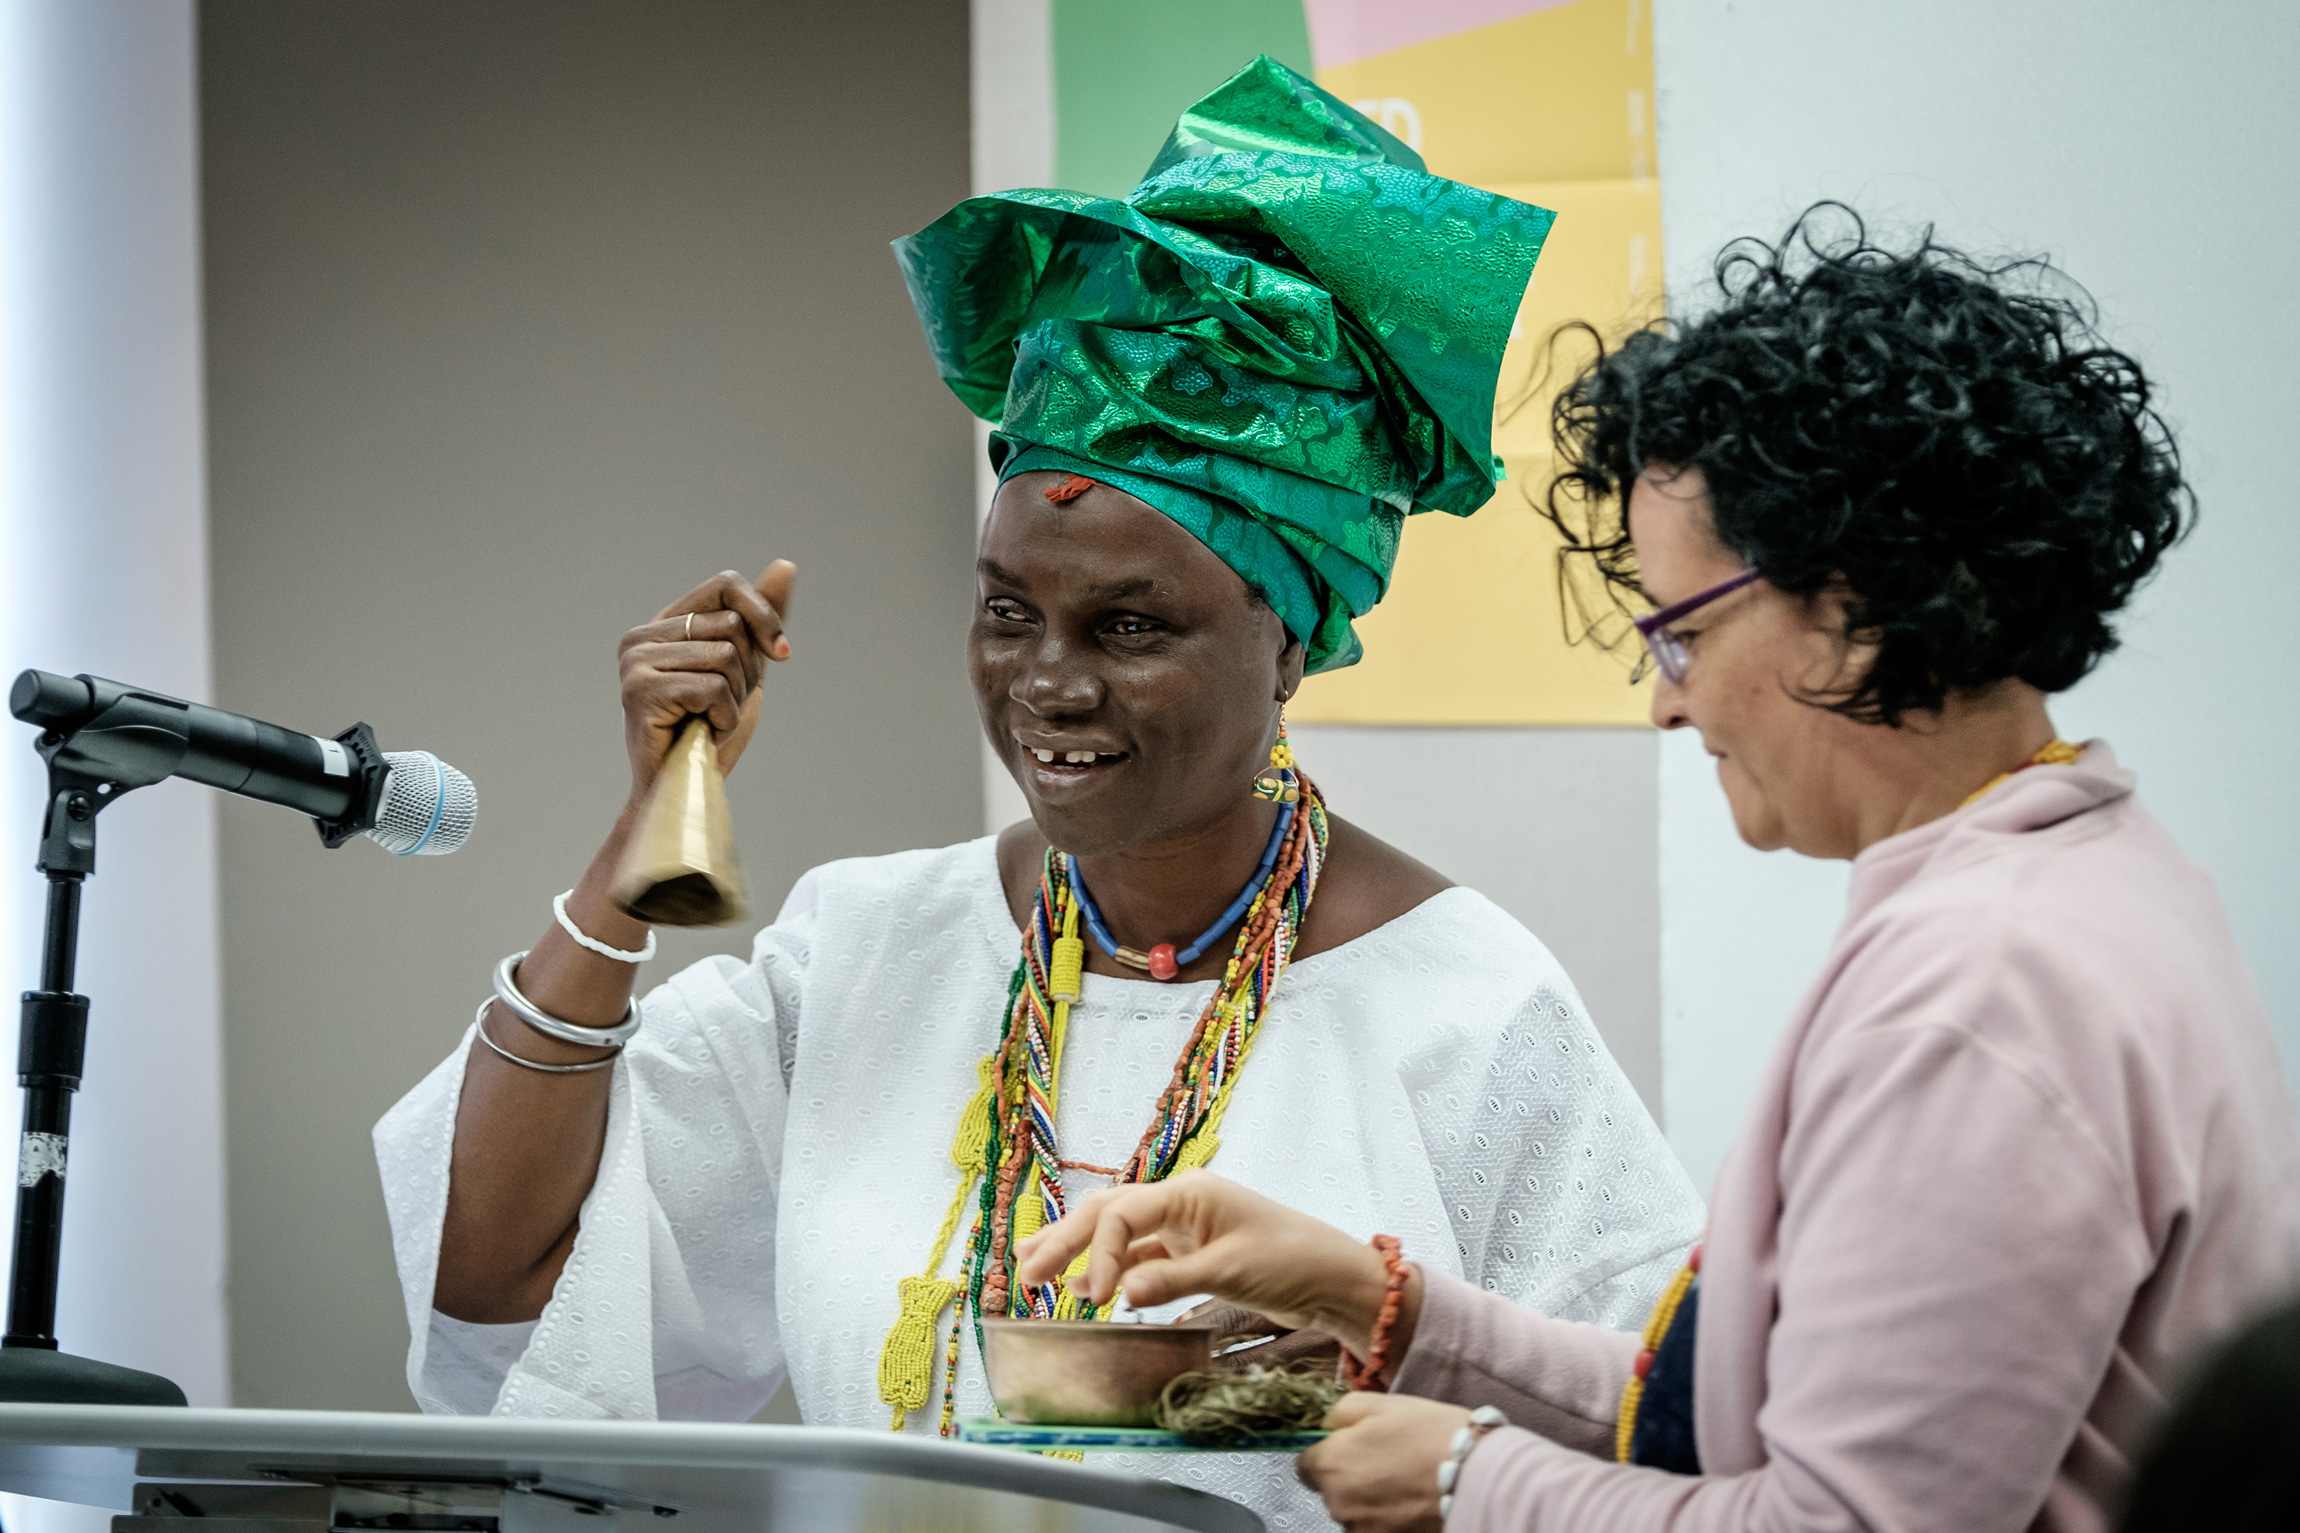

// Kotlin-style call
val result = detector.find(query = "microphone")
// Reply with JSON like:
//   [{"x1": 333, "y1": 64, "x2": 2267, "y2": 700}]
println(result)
[{"x1": 8, "y1": 669, "x2": 476, "y2": 856}]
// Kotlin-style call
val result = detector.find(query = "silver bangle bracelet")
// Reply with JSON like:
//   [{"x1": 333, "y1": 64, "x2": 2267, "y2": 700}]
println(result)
[
  {"x1": 493, "y1": 950, "x2": 644, "y2": 1047},
  {"x1": 471, "y1": 1002, "x2": 618, "y2": 1074},
  {"x1": 1437, "y1": 1405, "x2": 1508, "y2": 1520}
]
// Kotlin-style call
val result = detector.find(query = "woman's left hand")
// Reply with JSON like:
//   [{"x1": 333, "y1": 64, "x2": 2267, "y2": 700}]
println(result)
[{"x1": 1297, "y1": 1393, "x2": 1472, "y2": 1533}]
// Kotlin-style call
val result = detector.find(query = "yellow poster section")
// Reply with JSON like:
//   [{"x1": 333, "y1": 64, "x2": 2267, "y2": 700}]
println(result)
[{"x1": 1296, "y1": 0, "x2": 1658, "y2": 726}]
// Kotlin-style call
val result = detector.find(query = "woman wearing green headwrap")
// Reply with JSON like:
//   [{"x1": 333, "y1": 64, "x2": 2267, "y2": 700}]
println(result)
[{"x1": 374, "y1": 58, "x2": 1700, "y2": 1531}]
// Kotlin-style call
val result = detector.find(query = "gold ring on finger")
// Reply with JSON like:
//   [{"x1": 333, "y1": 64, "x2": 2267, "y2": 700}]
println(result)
[{"x1": 685, "y1": 613, "x2": 695, "y2": 641}]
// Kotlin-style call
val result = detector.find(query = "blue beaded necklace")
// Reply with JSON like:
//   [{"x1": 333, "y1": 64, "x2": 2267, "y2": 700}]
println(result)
[{"x1": 1067, "y1": 802, "x2": 1295, "y2": 981}]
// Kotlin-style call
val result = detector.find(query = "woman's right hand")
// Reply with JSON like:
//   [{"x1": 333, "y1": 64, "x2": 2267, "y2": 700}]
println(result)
[
  {"x1": 436, "y1": 559, "x2": 794, "y2": 1324},
  {"x1": 617, "y1": 561, "x2": 795, "y2": 797},
  {"x1": 1012, "y1": 1171, "x2": 1419, "y2": 1362}
]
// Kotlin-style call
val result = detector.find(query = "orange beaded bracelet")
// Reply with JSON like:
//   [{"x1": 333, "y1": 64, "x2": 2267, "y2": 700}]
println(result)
[{"x1": 1341, "y1": 1233, "x2": 1407, "y2": 1391}]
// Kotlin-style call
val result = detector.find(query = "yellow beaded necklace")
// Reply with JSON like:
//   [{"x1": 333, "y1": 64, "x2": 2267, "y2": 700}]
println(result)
[{"x1": 1959, "y1": 739, "x2": 2082, "y2": 809}]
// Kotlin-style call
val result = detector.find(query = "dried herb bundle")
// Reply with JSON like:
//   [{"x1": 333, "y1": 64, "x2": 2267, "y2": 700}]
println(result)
[{"x1": 1156, "y1": 1364, "x2": 1346, "y2": 1447}]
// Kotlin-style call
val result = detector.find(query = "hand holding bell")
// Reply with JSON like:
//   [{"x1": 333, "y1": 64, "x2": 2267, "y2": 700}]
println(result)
[{"x1": 609, "y1": 562, "x2": 793, "y2": 927}]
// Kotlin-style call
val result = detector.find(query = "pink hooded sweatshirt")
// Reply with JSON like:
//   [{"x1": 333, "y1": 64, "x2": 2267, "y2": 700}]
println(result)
[{"x1": 1395, "y1": 744, "x2": 2300, "y2": 1533}]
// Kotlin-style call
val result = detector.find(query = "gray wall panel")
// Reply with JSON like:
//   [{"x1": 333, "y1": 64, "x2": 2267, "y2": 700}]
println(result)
[
  {"x1": 202, "y1": 0, "x2": 976, "y2": 1409},
  {"x1": 1288, "y1": 726, "x2": 1661, "y2": 1119}
]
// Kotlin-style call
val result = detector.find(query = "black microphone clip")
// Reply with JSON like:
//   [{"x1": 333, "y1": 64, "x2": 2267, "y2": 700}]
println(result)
[{"x1": 9, "y1": 671, "x2": 387, "y2": 874}]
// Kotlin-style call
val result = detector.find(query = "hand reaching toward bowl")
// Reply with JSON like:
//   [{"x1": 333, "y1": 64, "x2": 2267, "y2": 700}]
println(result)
[
  {"x1": 1182, "y1": 1300, "x2": 1344, "y2": 1373},
  {"x1": 1012, "y1": 1170, "x2": 1422, "y2": 1366}
]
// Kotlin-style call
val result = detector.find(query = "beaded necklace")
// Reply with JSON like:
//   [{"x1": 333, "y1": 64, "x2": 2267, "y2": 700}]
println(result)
[
  {"x1": 1070, "y1": 801, "x2": 1293, "y2": 979},
  {"x1": 1615, "y1": 1243, "x2": 1701, "y2": 1468},
  {"x1": 1960, "y1": 739, "x2": 2082, "y2": 808},
  {"x1": 876, "y1": 773, "x2": 1329, "y2": 1433}
]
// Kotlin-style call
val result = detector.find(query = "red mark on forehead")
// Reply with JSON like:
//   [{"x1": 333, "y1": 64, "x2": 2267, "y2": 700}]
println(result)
[{"x1": 1044, "y1": 474, "x2": 1097, "y2": 504}]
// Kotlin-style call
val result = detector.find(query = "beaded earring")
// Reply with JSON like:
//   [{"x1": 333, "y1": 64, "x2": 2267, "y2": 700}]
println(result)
[{"x1": 1252, "y1": 716, "x2": 1300, "y2": 804}]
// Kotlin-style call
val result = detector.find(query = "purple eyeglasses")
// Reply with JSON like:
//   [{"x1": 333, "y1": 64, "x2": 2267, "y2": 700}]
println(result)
[{"x1": 1632, "y1": 568, "x2": 1762, "y2": 684}]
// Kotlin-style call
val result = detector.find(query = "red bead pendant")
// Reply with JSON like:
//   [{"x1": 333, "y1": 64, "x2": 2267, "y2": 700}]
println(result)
[
  {"x1": 1633, "y1": 1348, "x2": 1656, "y2": 1380},
  {"x1": 1147, "y1": 943, "x2": 1180, "y2": 980}
]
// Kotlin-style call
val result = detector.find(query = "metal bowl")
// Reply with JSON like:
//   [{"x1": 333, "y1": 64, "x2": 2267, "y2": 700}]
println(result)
[{"x1": 979, "y1": 1319, "x2": 1216, "y2": 1427}]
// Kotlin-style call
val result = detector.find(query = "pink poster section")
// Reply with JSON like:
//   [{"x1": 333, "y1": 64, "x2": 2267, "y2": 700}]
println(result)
[{"x1": 1304, "y1": 0, "x2": 1582, "y2": 70}]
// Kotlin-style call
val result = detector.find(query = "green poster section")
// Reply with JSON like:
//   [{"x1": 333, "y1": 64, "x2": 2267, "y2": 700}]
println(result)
[{"x1": 1052, "y1": 0, "x2": 1313, "y2": 197}]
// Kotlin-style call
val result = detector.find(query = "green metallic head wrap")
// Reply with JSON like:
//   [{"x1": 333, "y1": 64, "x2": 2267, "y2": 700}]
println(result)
[{"x1": 894, "y1": 56, "x2": 1553, "y2": 672}]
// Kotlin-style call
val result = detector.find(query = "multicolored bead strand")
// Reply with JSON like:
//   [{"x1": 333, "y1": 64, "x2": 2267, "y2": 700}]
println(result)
[
  {"x1": 872, "y1": 772, "x2": 1330, "y2": 1433},
  {"x1": 1117, "y1": 786, "x2": 1321, "y2": 1186},
  {"x1": 1069, "y1": 800, "x2": 1292, "y2": 981}
]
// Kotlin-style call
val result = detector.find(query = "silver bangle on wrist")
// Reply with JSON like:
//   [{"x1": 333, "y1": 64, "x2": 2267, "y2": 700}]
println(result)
[
  {"x1": 553, "y1": 889, "x2": 656, "y2": 963},
  {"x1": 493, "y1": 950, "x2": 644, "y2": 1047},
  {"x1": 1437, "y1": 1405, "x2": 1508, "y2": 1521},
  {"x1": 471, "y1": 1002, "x2": 618, "y2": 1074}
]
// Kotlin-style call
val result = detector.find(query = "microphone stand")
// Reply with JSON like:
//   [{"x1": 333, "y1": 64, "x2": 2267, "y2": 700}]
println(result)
[
  {"x1": 0, "y1": 866, "x2": 184, "y2": 1404},
  {"x1": 0, "y1": 676, "x2": 392, "y2": 1403},
  {"x1": 0, "y1": 694, "x2": 196, "y2": 1404}
]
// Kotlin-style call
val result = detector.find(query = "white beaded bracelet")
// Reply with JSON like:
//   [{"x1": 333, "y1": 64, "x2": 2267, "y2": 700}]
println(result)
[
  {"x1": 554, "y1": 889, "x2": 657, "y2": 963},
  {"x1": 1437, "y1": 1405, "x2": 1509, "y2": 1521}
]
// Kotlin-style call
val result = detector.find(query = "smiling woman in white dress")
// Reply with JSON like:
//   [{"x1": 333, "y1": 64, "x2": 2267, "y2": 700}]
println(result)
[{"x1": 373, "y1": 59, "x2": 1703, "y2": 1532}]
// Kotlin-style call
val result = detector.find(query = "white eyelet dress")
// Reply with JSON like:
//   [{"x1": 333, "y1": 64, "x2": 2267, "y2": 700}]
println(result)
[{"x1": 376, "y1": 836, "x2": 1704, "y2": 1532}]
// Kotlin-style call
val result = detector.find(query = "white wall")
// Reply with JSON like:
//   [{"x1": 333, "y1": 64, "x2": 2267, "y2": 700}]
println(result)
[
  {"x1": 1295, "y1": 726, "x2": 1663, "y2": 1108},
  {"x1": 1653, "y1": 0, "x2": 2300, "y2": 1188},
  {"x1": 201, "y1": 0, "x2": 978, "y2": 1412},
  {"x1": 0, "y1": 0, "x2": 225, "y2": 1399},
  {"x1": 0, "y1": 2, "x2": 222, "y2": 1521}
]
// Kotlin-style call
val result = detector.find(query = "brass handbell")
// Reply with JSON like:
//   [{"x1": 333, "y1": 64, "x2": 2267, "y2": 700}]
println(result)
[{"x1": 609, "y1": 717, "x2": 751, "y2": 927}]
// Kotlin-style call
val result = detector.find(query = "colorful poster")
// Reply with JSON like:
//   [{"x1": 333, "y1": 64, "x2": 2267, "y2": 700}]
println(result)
[
  {"x1": 1294, "y1": 0, "x2": 1659, "y2": 726},
  {"x1": 1047, "y1": 0, "x2": 1660, "y2": 724}
]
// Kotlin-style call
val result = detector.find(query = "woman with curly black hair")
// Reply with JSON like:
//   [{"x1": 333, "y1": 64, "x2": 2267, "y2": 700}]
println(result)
[{"x1": 1016, "y1": 208, "x2": 2300, "y2": 1533}]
